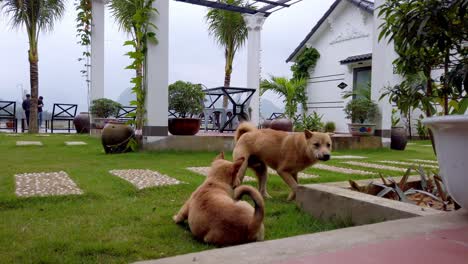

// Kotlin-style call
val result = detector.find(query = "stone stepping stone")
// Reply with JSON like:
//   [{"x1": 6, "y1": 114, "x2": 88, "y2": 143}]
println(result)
[
  {"x1": 15, "y1": 171, "x2": 83, "y2": 197},
  {"x1": 187, "y1": 167, "x2": 256, "y2": 182},
  {"x1": 267, "y1": 168, "x2": 319, "y2": 179},
  {"x1": 332, "y1": 155, "x2": 367, "y2": 159},
  {"x1": 314, "y1": 164, "x2": 375, "y2": 175},
  {"x1": 406, "y1": 143, "x2": 415, "y2": 145},
  {"x1": 16, "y1": 141, "x2": 42, "y2": 146},
  {"x1": 6, "y1": 134, "x2": 20, "y2": 137},
  {"x1": 36, "y1": 134, "x2": 50, "y2": 137},
  {"x1": 377, "y1": 160, "x2": 439, "y2": 169},
  {"x1": 422, "y1": 144, "x2": 433, "y2": 147},
  {"x1": 409, "y1": 159, "x2": 438, "y2": 164},
  {"x1": 65, "y1": 141, "x2": 87, "y2": 146},
  {"x1": 343, "y1": 161, "x2": 407, "y2": 172},
  {"x1": 109, "y1": 169, "x2": 181, "y2": 189}
]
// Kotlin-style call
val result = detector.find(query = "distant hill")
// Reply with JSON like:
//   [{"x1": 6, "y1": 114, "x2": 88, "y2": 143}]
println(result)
[{"x1": 117, "y1": 88, "x2": 284, "y2": 119}]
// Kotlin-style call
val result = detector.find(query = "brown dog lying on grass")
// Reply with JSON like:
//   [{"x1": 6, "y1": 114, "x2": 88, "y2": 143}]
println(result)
[
  {"x1": 233, "y1": 122, "x2": 332, "y2": 201},
  {"x1": 173, "y1": 153, "x2": 265, "y2": 246}
]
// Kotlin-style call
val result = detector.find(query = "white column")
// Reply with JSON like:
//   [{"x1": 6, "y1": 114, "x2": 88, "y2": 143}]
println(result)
[
  {"x1": 90, "y1": 0, "x2": 105, "y2": 102},
  {"x1": 243, "y1": 14, "x2": 266, "y2": 127},
  {"x1": 144, "y1": 0, "x2": 169, "y2": 137},
  {"x1": 371, "y1": 0, "x2": 401, "y2": 147}
]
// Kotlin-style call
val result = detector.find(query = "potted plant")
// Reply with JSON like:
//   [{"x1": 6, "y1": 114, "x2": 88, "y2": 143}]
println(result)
[
  {"x1": 424, "y1": 115, "x2": 468, "y2": 209},
  {"x1": 324, "y1": 121, "x2": 336, "y2": 133},
  {"x1": 293, "y1": 112, "x2": 324, "y2": 132},
  {"x1": 168, "y1": 81, "x2": 204, "y2": 135},
  {"x1": 343, "y1": 88, "x2": 379, "y2": 136},
  {"x1": 390, "y1": 109, "x2": 408, "y2": 150},
  {"x1": 6, "y1": 120, "x2": 15, "y2": 129},
  {"x1": 89, "y1": 98, "x2": 122, "y2": 129}
]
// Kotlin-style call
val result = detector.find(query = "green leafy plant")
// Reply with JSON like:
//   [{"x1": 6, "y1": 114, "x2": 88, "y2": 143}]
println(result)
[
  {"x1": 90, "y1": 98, "x2": 122, "y2": 118},
  {"x1": 416, "y1": 116, "x2": 429, "y2": 140},
  {"x1": 75, "y1": 0, "x2": 92, "y2": 97},
  {"x1": 342, "y1": 85, "x2": 379, "y2": 124},
  {"x1": 108, "y1": 0, "x2": 158, "y2": 137},
  {"x1": 260, "y1": 76, "x2": 307, "y2": 120},
  {"x1": 391, "y1": 109, "x2": 401, "y2": 127},
  {"x1": 291, "y1": 47, "x2": 320, "y2": 80},
  {"x1": 206, "y1": 0, "x2": 247, "y2": 108},
  {"x1": 168, "y1": 81, "x2": 204, "y2": 118},
  {"x1": 294, "y1": 112, "x2": 324, "y2": 132},
  {"x1": 1, "y1": 0, "x2": 66, "y2": 133},
  {"x1": 324, "y1": 121, "x2": 336, "y2": 133}
]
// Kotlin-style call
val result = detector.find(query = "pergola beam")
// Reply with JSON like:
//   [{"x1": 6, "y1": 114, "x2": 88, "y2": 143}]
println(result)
[
  {"x1": 174, "y1": 0, "x2": 269, "y2": 15},
  {"x1": 253, "y1": 0, "x2": 290, "y2": 8},
  {"x1": 258, "y1": 0, "x2": 292, "y2": 12}
]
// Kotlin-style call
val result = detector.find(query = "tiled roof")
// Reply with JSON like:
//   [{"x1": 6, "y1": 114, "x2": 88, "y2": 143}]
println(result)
[
  {"x1": 285, "y1": 0, "x2": 374, "y2": 63},
  {"x1": 339, "y1": 53, "x2": 372, "y2": 64}
]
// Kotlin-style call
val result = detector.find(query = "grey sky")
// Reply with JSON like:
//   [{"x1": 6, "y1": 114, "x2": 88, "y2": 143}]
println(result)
[{"x1": 0, "y1": 0, "x2": 335, "y2": 112}]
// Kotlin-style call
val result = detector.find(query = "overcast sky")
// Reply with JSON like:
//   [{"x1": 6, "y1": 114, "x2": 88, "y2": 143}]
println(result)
[{"x1": 0, "y1": 0, "x2": 335, "y2": 112}]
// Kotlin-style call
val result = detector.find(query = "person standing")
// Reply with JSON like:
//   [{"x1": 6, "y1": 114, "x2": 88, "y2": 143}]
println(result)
[
  {"x1": 38, "y1": 96, "x2": 44, "y2": 128},
  {"x1": 22, "y1": 94, "x2": 31, "y2": 127}
]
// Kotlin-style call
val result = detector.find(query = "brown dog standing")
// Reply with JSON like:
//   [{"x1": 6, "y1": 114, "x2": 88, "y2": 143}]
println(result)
[
  {"x1": 173, "y1": 153, "x2": 265, "y2": 246},
  {"x1": 233, "y1": 123, "x2": 332, "y2": 200}
]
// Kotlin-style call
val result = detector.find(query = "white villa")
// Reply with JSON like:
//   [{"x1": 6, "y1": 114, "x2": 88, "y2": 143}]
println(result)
[{"x1": 287, "y1": 0, "x2": 398, "y2": 140}]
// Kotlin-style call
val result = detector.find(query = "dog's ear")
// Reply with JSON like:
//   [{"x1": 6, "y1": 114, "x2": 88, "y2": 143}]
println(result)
[
  {"x1": 304, "y1": 130, "x2": 314, "y2": 139},
  {"x1": 215, "y1": 152, "x2": 225, "y2": 160}
]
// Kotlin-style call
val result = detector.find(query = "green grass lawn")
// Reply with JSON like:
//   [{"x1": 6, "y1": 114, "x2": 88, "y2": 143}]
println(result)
[{"x1": 0, "y1": 134, "x2": 435, "y2": 263}]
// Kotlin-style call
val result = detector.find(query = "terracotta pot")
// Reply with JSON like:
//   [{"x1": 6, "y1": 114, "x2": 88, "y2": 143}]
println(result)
[
  {"x1": 73, "y1": 112, "x2": 90, "y2": 134},
  {"x1": 168, "y1": 118, "x2": 201, "y2": 136},
  {"x1": 92, "y1": 117, "x2": 117, "y2": 129},
  {"x1": 270, "y1": 118, "x2": 293, "y2": 132},
  {"x1": 390, "y1": 127, "x2": 407, "y2": 150},
  {"x1": 261, "y1": 120, "x2": 272, "y2": 129},
  {"x1": 347, "y1": 123, "x2": 375, "y2": 136},
  {"x1": 101, "y1": 121, "x2": 135, "y2": 154}
]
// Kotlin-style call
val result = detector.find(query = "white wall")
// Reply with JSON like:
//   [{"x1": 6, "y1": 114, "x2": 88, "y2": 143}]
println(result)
[{"x1": 304, "y1": 1, "x2": 374, "y2": 133}]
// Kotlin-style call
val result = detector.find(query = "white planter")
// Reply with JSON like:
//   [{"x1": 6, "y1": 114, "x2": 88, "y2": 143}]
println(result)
[
  {"x1": 423, "y1": 115, "x2": 468, "y2": 209},
  {"x1": 347, "y1": 123, "x2": 375, "y2": 136}
]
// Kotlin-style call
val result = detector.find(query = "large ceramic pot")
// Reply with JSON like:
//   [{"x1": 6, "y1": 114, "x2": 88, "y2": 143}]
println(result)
[
  {"x1": 390, "y1": 126, "x2": 407, "y2": 150},
  {"x1": 101, "y1": 121, "x2": 135, "y2": 154},
  {"x1": 168, "y1": 118, "x2": 201, "y2": 136},
  {"x1": 348, "y1": 123, "x2": 375, "y2": 136},
  {"x1": 73, "y1": 112, "x2": 90, "y2": 134},
  {"x1": 423, "y1": 115, "x2": 468, "y2": 209},
  {"x1": 270, "y1": 118, "x2": 293, "y2": 132}
]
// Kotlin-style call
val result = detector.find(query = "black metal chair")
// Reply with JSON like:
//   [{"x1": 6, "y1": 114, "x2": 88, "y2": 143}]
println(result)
[
  {"x1": 50, "y1": 103, "x2": 77, "y2": 133},
  {"x1": 117, "y1": 106, "x2": 137, "y2": 124},
  {"x1": 0, "y1": 101, "x2": 17, "y2": 133}
]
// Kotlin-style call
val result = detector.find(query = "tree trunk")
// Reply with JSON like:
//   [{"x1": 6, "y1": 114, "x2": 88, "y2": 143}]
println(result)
[
  {"x1": 28, "y1": 48, "x2": 39, "y2": 134},
  {"x1": 424, "y1": 66, "x2": 436, "y2": 156},
  {"x1": 443, "y1": 48, "x2": 450, "y2": 115},
  {"x1": 223, "y1": 48, "x2": 233, "y2": 109}
]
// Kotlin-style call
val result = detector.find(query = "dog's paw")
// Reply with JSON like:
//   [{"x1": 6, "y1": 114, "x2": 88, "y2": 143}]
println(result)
[
  {"x1": 172, "y1": 215, "x2": 180, "y2": 223},
  {"x1": 287, "y1": 192, "x2": 296, "y2": 201},
  {"x1": 262, "y1": 192, "x2": 272, "y2": 199}
]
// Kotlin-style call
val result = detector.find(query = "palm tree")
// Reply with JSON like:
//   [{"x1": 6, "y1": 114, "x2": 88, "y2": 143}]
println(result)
[
  {"x1": 108, "y1": 0, "x2": 157, "y2": 132},
  {"x1": 205, "y1": 0, "x2": 248, "y2": 108},
  {"x1": 1, "y1": 0, "x2": 65, "y2": 133},
  {"x1": 260, "y1": 76, "x2": 307, "y2": 119}
]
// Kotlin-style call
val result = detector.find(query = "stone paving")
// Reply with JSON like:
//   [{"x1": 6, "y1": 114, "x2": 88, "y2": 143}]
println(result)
[
  {"x1": 65, "y1": 141, "x2": 87, "y2": 146},
  {"x1": 15, "y1": 171, "x2": 83, "y2": 197},
  {"x1": 6, "y1": 134, "x2": 20, "y2": 137},
  {"x1": 36, "y1": 134, "x2": 50, "y2": 137},
  {"x1": 267, "y1": 168, "x2": 319, "y2": 179},
  {"x1": 109, "y1": 169, "x2": 182, "y2": 189},
  {"x1": 343, "y1": 161, "x2": 407, "y2": 172},
  {"x1": 332, "y1": 155, "x2": 367, "y2": 159},
  {"x1": 377, "y1": 160, "x2": 439, "y2": 169},
  {"x1": 186, "y1": 167, "x2": 257, "y2": 182},
  {"x1": 16, "y1": 141, "x2": 43, "y2": 146},
  {"x1": 409, "y1": 159, "x2": 438, "y2": 164},
  {"x1": 314, "y1": 164, "x2": 375, "y2": 175}
]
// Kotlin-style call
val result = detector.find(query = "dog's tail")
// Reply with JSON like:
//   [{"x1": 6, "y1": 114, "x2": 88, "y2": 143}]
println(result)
[
  {"x1": 235, "y1": 122, "x2": 257, "y2": 142},
  {"x1": 234, "y1": 185, "x2": 265, "y2": 235}
]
